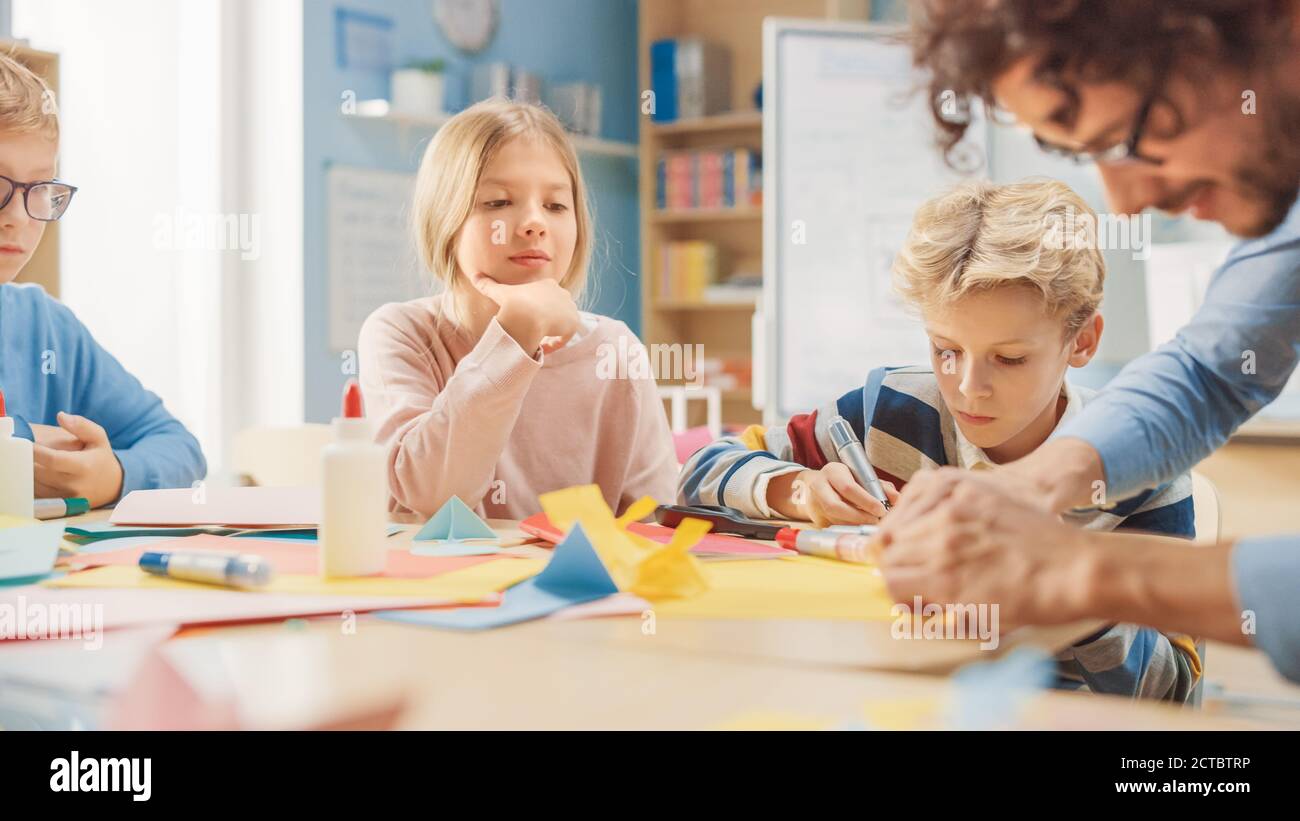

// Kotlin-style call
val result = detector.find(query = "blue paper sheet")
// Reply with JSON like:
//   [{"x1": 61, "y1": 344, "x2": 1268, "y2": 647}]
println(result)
[
  {"x1": 0, "y1": 521, "x2": 65, "y2": 584},
  {"x1": 377, "y1": 523, "x2": 616, "y2": 630}
]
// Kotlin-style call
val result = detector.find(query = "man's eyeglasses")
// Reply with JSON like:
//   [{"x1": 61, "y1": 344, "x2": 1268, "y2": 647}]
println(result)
[
  {"x1": 1033, "y1": 95, "x2": 1164, "y2": 167},
  {"x1": 0, "y1": 174, "x2": 78, "y2": 221}
]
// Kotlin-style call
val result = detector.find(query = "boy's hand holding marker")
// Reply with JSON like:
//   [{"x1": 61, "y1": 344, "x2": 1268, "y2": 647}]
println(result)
[
  {"x1": 766, "y1": 415, "x2": 899, "y2": 529},
  {"x1": 768, "y1": 464, "x2": 898, "y2": 528},
  {"x1": 472, "y1": 273, "x2": 580, "y2": 357}
]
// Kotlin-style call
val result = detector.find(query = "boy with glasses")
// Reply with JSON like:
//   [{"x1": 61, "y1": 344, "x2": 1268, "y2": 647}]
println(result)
[{"x1": 0, "y1": 53, "x2": 204, "y2": 507}]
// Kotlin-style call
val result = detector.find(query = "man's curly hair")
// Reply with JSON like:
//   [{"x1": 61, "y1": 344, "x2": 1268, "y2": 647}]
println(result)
[{"x1": 909, "y1": 0, "x2": 1294, "y2": 163}]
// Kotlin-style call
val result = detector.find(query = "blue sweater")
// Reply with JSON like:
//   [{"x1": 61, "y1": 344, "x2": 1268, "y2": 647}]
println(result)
[{"x1": 0, "y1": 283, "x2": 206, "y2": 499}]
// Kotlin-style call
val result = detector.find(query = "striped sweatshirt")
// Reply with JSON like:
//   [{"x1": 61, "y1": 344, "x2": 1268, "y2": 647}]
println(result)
[{"x1": 679, "y1": 365, "x2": 1201, "y2": 702}]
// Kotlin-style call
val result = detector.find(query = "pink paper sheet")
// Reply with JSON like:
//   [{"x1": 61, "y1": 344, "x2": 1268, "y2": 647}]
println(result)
[
  {"x1": 110, "y1": 486, "x2": 321, "y2": 527},
  {"x1": 66, "y1": 533, "x2": 500, "y2": 578}
]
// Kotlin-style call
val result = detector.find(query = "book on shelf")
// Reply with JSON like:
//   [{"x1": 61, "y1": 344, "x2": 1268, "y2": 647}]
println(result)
[
  {"x1": 649, "y1": 38, "x2": 731, "y2": 123},
  {"x1": 656, "y1": 147, "x2": 762, "y2": 211},
  {"x1": 656, "y1": 240, "x2": 723, "y2": 301}
]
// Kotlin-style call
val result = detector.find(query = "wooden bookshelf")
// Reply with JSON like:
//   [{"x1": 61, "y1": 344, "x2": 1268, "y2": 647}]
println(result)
[
  {"x1": 639, "y1": 0, "x2": 860, "y2": 427},
  {"x1": 3, "y1": 42, "x2": 61, "y2": 297},
  {"x1": 341, "y1": 109, "x2": 639, "y2": 158},
  {"x1": 650, "y1": 206, "x2": 762, "y2": 224}
]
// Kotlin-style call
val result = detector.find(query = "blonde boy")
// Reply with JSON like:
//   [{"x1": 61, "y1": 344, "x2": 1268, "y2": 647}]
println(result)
[{"x1": 680, "y1": 179, "x2": 1200, "y2": 701}]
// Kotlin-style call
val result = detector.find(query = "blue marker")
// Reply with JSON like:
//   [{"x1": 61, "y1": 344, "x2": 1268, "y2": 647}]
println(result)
[{"x1": 139, "y1": 550, "x2": 273, "y2": 589}]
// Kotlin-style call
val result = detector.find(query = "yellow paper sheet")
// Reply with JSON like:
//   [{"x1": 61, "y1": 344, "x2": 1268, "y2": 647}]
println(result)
[
  {"x1": 713, "y1": 711, "x2": 836, "y2": 731},
  {"x1": 654, "y1": 555, "x2": 896, "y2": 621},
  {"x1": 540, "y1": 485, "x2": 645, "y2": 588},
  {"x1": 44, "y1": 557, "x2": 546, "y2": 601},
  {"x1": 0, "y1": 513, "x2": 41, "y2": 529},
  {"x1": 861, "y1": 697, "x2": 944, "y2": 730},
  {"x1": 716, "y1": 698, "x2": 945, "y2": 731}
]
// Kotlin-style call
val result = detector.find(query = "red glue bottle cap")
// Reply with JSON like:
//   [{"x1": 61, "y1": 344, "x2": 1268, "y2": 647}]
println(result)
[{"x1": 342, "y1": 379, "x2": 364, "y2": 419}]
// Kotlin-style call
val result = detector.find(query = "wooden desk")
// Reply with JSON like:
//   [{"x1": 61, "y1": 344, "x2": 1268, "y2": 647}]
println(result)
[
  {"x1": 111, "y1": 618, "x2": 1276, "y2": 730},
  {"x1": 1195, "y1": 440, "x2": 1300, "y2": 538},
  {"x1": 37, "y1": 511, "x2": 1289, "y2": 730}
]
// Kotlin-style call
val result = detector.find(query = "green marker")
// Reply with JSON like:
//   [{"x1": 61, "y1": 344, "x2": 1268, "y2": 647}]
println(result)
[{"x1": 33, "y1": 497, "x2": 90, "y2": 520}]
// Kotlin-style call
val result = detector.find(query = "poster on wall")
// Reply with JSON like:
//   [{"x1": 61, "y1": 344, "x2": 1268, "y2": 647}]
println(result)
[{"x1": 326, "y1": 164, "x2": 427, "y2": 353}]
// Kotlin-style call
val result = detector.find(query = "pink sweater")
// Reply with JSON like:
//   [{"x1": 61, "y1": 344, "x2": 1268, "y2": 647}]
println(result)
[{"x1": 357, "y1": 295, "x2": 679, "y2": 521}]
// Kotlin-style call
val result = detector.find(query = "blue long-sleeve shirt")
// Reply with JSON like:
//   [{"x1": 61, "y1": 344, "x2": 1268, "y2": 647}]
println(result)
[
  {"x1": 1055, "y1": 193, "x2": 1300, "y2": 683},
  {"x1": 0, "y1": 283, "x2": 206, "y2": 500}
]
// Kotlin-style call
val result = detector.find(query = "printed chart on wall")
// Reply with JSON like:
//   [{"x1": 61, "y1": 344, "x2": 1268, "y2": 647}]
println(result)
[
  {"x1": 327, "y1": 164, "x2": 426, "y2": 352},
  {"x1": 762, "y1": 20, "x2": 987, "y2": 420}
]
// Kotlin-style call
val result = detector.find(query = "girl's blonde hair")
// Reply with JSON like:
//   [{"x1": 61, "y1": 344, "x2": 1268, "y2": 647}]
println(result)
[
  {"x1": 411, "y1": 99, "x2": 592, "y2": 318},
  {"x1": 892, "y1": 178, "x2": 1105, "y2": 336}
]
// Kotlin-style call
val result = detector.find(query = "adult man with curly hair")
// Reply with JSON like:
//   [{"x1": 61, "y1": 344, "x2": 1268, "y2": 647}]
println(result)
[{"x1": 878, "y1": 0, "x2": 1300, "y2": 683}]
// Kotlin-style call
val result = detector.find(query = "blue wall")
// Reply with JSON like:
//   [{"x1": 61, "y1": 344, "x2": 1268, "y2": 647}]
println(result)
[{"x1": 303, "y1": 0, "x2": 641, "y2": 421}]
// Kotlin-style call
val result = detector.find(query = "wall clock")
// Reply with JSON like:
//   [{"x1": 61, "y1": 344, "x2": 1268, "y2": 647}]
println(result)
[{"x1": 434, "y1": 0, "x2": 499, "y2": 54}]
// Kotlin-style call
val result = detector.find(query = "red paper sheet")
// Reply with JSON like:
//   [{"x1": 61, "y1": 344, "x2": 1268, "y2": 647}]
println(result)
[{"x1": 518, "y1": 513, "x2": 791, "y2": 556}]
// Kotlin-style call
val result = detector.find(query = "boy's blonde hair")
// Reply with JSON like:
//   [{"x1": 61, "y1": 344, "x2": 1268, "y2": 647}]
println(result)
[
  {"x1": 892, "y1": 178, "x2": 1104, "y2": 335},
  {"x1": 411, "y1": 99, "x2": 592, "y2": 315},
  {"x1": 0, "y1": 51, "x2": 58, "y2": 139}
]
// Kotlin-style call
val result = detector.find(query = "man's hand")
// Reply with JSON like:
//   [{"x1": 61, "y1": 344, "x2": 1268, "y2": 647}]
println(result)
[
  {"x1": 471, "y1": 274, "x2": 580, "y2": 357},
  {"x1": 876, "y1": 476, "x2": 1096, "y2": 627},
  {"x1": 879, "y1": 437, "x2": 1107, "y2": 543},
  {"x1": 32, "y1": 412, "x2": 124, "y2": 508},
  {"x1": 768, "y1": 465, "x2": 898, "y2": 527}
]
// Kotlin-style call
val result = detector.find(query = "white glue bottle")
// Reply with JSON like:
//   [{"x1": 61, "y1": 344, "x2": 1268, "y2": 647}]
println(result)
[
  {"x1": 0, "y1": 390, "x2": 34, "y2": 519},
  {"x1": 320, "y1": 379, "x2": 388, "y2": 577}
]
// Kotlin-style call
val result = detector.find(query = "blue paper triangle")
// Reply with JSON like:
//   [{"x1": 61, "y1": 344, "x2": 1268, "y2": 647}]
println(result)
[
  {"x1": 413, "y1": 496, "x2": 498, "y2": 542},
  {"x1": 378, "y1": 523, "x2": 618, "y2": 630},
  {"x1": 531, "y1": 523, "x2": 619, "y2": 599}
]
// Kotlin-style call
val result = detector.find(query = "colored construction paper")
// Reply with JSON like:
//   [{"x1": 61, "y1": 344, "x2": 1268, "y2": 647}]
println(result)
[
  {"x1": 411, "y1": 542, "x2": 502, "y2": 558},
  {"x1": 63, "y1": 522, "x2": 345, "y2": 544},
  {"x1": 110, "y1": 486, "x2": 320, "y2": 527},
  {"x1": 413, "y1": 496, "x2": 498, "y2": 543},
  {"x1": 0, "y1": 582, "x2": 463, "y2": 635},
  {"x1": 377, "y1": 523, "x2": 618, "y2": 630},
  {"x1": 631, "y1": 515, "x2": 710, "y2": 599},
  {"x1": 535, "y1": 485, "x2": 709, "y2": 599},
  {"x1": 654, "y1": 554, "x2": 895, "y2": 621},
  {"x1": 519, "y1": 512, "x2": 791, "y2": 558},
  {"x1": 61, "y1": 535, "x2": 175, "y2": 557},
  {"x1": 546, "y1": 592, "x2": 651, "y2": 621},
  {"x1": 44, "y1": 556, "x2": 545, "y2": 601},
  {"x1": 0, "y1": 624, "x2": 176, "y2": 696},
  {"x1": 64, "y1": 533, "x2": 500, "y2": 579},
  {"x1": 0, "y1": 519, "x2": 65, "y2": 583},
  {"x1": 860, "y1": 698, "x2": 945, "y2": 731},
  {"x1": 67, "y1": 523, "x2": 255, "y2": 542},
  {"x1": 713, "y1": 711, "x2": 836, "y2": 731}
]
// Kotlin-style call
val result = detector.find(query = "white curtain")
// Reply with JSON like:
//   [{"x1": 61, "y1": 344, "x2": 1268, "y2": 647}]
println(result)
[{"x1": 13, "y1": 0, "x2": 304, "y2": 478}]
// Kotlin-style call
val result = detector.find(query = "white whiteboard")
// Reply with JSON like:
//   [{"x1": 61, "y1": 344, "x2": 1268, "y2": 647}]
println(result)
[
  {"x1": 327, "y1": 164, "x2": 427, "y2": 352},
  {"x1": 761, "y1": 20, "x2": 987, "y2": 420}
]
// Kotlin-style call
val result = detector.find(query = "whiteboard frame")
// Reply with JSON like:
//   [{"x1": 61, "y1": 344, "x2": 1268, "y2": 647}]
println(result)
[{"x1": 760, "y1": 17, "x2": 990, "y2": 423}]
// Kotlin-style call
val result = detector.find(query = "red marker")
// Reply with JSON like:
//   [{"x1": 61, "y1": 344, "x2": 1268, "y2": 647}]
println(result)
[
  {"x1": 776, "y1": 527, "x2": 874, "y2": 564},
  {"x1": 0, "y1": 388, "x2": 7, "y2": 416}
]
